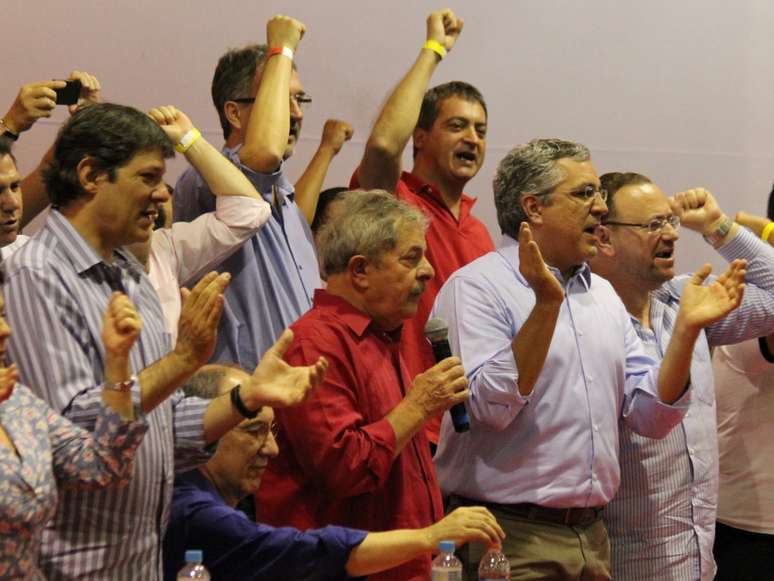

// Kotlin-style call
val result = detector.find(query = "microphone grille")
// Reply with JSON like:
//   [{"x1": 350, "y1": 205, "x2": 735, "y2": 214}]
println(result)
[{"x1": 424, "y1": 317, "x2": 449, "y2": 342}]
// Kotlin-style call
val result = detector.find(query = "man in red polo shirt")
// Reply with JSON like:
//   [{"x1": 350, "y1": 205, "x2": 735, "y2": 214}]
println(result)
[
  {"x1": 257, "y1": 191, "x2": 474, "y2": 581},
  {"x1": 353, "y1": 9, "x2": 494, "y2": 444}
]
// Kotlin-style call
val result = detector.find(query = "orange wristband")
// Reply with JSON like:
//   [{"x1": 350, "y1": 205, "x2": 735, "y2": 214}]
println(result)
[{"x1": 268, "y1": 46, "x2": 294, "y2": 61}]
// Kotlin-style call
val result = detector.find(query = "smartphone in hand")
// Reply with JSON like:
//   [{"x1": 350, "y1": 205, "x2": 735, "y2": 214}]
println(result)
[{"x1": 54, "y1": 80, "x2": 82, "y2": 105}]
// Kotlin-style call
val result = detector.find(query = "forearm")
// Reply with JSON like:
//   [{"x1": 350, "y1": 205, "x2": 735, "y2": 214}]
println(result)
[
  {"x1": 183, "y1": 136, "x2": 261, "y2": 200},
  {"x1": 657, "y1": 320, "x2": 699, "y2": 403},
  {"x1": 100, "y1": 354, "x2": 134, "y2": 420},
  {"x1": 384, "y1": 399, "x2": 427, "y2": 458},
  {"x1": 294, "y1": 144, "x2": 337, "y2": 224},
  {"x1": 346, "y1": 529, "x2": 430, "y2": 577},
  {"x1": 239, "y1": 57, "x2": 292, "y2": 172},
  {"x1": 200, "y1": 390, "x2": 244, "y2": 444},
  {"x1": 359, "y1": 49, "x2": 439, "y2": 191},
  {"x1": 137, "y1": 350, "x2": 197, "y2": 414},
  {"x1": 20, "y1": 143, "x2": 54, "y2": 227},
  {"x1": 511, "y1": 300, "x2": 562, "y2": 395}
]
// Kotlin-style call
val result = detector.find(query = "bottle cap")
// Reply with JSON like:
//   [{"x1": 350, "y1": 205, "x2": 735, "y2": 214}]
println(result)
[
  {"x1": 184, "y1": 550, "x2": 203, "y2": 563},
  {"x1": 439, "y1": 540, "x2": 456, "y2": 553}
]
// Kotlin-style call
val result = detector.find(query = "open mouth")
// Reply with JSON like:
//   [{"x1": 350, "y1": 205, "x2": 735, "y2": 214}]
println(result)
[
  {"x1": 583, "y1": 223, "x2": 600, "y2": 235},
  {"x1": 140, "y1": 210, "x2": 158, "y2": 225},
  {"x1": 455, "y1": 151, "x2": 477, "y2": 164},
  {"x1": 654, "y1": 247, "x2": 674, "y2": 260},
  {"x1": 0, "y1": 218, "x2": 18, "y2": 231}
]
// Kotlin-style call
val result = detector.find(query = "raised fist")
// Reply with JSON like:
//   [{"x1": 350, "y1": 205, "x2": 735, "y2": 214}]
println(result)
[
  {"x1": 320, "y1": 119, "x2": 354, "y2": 155},
  {"x1": 267, "y1": 15, "x2": 306, "y2": 52},
  {"x1": 426, "y1": 9, "x2": 464, "y2": 53}
]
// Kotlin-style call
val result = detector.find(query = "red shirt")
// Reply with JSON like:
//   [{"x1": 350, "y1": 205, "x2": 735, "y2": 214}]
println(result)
[
  {"x1": 351, "y1": 170, "x2": 496, "y2": 442},
  {"x1": 257, "y1": 290, "x2": 444, "y2": 581}
]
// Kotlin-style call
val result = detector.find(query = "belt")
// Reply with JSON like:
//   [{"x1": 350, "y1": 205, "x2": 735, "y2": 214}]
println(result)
[{"x1": 452, "y1": 496, "x2": 605, "y2": 527}]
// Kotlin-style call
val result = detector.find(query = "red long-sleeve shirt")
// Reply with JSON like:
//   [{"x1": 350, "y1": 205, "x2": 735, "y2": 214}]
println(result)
[{"x1": 257, "y1": 290, "x2": 443, "y2": 581}]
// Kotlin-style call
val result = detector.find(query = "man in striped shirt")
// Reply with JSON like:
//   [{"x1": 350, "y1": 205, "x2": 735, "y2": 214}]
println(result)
[
  {"x1": 590, "y1": 173, "x2": 774, "y2": 580},
  {"x1": 4, "y1": 103, "x2": 325, "y2": 580}
]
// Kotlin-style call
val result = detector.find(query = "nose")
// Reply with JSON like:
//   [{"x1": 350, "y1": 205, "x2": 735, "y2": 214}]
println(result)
[
  {"x1": 591, "y1": 194, "x2": 608, "y2": 217},
  {"x1": 0, "y1": 190, "x2": 20, "y2": 213},
  {"x1": 152, "y1": 183, "x2": 171, "y2": 203},
  {"x1": 289, "y1": 96, "x2": 304, "y2": 121},
  {"x1": 418, "y1": 255, "x2": 435, "y2": 281},
  {"x1": 261, "y1": 431, "x2": 280, "y2": 458},
  {"x1": 660, "y1": 222, "x2": 680, "y2": 241}
]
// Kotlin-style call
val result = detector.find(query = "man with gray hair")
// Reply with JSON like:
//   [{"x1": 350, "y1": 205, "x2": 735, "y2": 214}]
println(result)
[
  {"x1": 431, "y1": 138, "x2": 748, "y2": 579},
  {"x1": 257, "y1": 190, "x2": 473, "y2": 581}
]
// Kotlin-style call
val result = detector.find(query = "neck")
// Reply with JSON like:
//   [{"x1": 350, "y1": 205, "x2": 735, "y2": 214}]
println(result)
[
  {"x1": 60, "y1": 205, "x2": 116, "y2": 263},
  {"x1": 410, "y1": 162, "x2": 465, "y2": 219},
  {"x1": 199, "y1": 465, "x2": 243, "y2": 508},
  {"x1": 613, "y1": 279, "x2": 652, "y2": 328},
  {"x1": 224, "y1": 132, "x2": 242, "y2": 151}
]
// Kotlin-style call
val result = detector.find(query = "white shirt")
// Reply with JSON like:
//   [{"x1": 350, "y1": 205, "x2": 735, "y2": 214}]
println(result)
[
  {"x1": 715, "y1": 338, "x2": 774, "y2": 534},
  {"x1": 1, "y1": 233, "x2": 30, "y2": 260},
  {"x1": 148, "y1": 195, "x2": 270, "y2": 344}
]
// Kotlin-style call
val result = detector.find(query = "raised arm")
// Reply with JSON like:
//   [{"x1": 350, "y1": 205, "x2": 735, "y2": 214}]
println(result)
[
  {"x1": 294, "y1": 119, "x2": 353, "y2": 224},
  {"x1": 150, "y1": 106, "x2": 265, "y2": 202},
  {"x1": 15, "y1": 71, "x2": 101, "y2": 226},
  {"x1": 658, "y1": 261, "x2": 747, "y2": 403},
  {"x1": 239, "y1": 15, "x2": 305, "y2": 172},
  {"x1": 358, "y1": 9, "x2": 463, "y2": 192}
]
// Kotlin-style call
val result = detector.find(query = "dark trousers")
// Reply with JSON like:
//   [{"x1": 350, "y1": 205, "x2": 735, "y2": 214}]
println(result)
[{"x1": 714, "y1": 521, "x2": 774, "y2": 581}]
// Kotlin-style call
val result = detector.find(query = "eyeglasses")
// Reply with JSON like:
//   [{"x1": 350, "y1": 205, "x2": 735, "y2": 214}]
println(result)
[
  {"x1": 237, "y1": 420, "x2": 279, "y2": 445},
  {"x1": 534, "y1": 185, "x2": 608, "y2": 204},
  {"x1": 232, "y1": 92, "x2": 312, "y2": 110},
  {"x1": 604, "y1": 214, "x2": 681, "y2": 234}
]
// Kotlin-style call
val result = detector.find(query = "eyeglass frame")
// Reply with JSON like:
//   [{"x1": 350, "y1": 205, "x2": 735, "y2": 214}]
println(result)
[
  {"x1": 236, "y1": 418, "x2": 279, "y2": 446},
  {"x1": 231, "y1": 92, "x2": 312, "y2": 109},
  {"x1": 604, "y1": 214, "x2": 681, "y2": 234},
  {"x1": 531, "y1": 184, "x2": 608, "y2": 205}
]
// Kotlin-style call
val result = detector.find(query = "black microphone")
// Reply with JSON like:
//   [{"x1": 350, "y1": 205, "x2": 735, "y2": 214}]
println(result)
[{"x1": 424, "y1": 317, "x2": 470, "y2": 433}]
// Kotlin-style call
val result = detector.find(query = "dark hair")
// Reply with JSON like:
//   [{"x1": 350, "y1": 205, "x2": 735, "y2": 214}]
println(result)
[
  {"x1": 413, "y1": 81, "x2": 487, "y2": 158},
  {"x1": 43, "y1": 103, "x2": 173, "y2": 209},
  {"x1": 311, "y1": 187, "x2": 348, "y2": 234},
  {"x1": 211, "y1": 44, "x2": 268, "y2": 140},
  {"x1": 767, "y1": 183, "x2": 774, "y2": 221},
  {"x1": 599, "y1": 172, "x2": 653, "y2": 220},
  {"x1": 0, "y1": 137, "x2": 17, "y2": 165}
]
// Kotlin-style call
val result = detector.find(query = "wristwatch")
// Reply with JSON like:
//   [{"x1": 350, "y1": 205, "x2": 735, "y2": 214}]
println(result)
[
  {"x1": 0, "y1": 119, "x2": 18, "y2": 142},
  {"x1": 703, "y1": 215, "x2": 733, "y2": 248},
  {"x1": 103, "y1": 374, "x2": 137, "y2": 393}
]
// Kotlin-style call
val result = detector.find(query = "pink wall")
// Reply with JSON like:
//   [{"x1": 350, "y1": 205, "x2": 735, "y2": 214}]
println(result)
[{"x1": 4, "y1": 0, "x2": 774, "y2": 272}]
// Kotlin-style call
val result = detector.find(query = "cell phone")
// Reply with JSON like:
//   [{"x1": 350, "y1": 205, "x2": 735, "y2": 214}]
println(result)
[{"x1": 54, "y1": 79, "x2": 82, "y2": 105}]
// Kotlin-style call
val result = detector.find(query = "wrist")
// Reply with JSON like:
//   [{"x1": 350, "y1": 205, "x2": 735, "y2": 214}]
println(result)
[
  {"x1": 175, "y1": 128, "x2": 202, "y2": 154},
  {"x1": 702, "y1": 214, "x2": 735, "y2": 247},
  {"x1": 423, "y1": 39, "x2": 446, "y2": 61},
  {"x1": 674, "y1": 314, "x2": 703, "y2": 339},
  {"x1": 236, "y1": 377, "x2": 263, "y2": 411},
  {"x1": 170, "y1": 345, "x2": 201, "y2": 376},
  {"x1": 104, "y1": 356, "x2": 131, "y2": 383},
  {"x1": 0, "y1": 117, "x2": 21, "y2": 140}
]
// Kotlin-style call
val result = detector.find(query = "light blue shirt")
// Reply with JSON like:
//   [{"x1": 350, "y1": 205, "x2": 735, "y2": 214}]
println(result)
[
  {"x1": 174, "y1": 146, "x2": 321, "y2": 369},
  {"x1": 606, "y1": 227, "x2": 774, "y2": 581},
  {"x1": 432, "y1": 234, "x2": 689, "y2": 508}
]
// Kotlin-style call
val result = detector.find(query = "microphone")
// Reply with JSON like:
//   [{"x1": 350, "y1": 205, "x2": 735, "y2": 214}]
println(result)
[{"x1": 424, "y1": 317, "x2": 470, "y2": 433}]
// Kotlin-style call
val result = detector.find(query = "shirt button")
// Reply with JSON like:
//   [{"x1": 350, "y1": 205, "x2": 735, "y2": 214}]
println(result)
[
  {"x1": 587, "y1": 375, "x2": 594, "y2": 382},
  {"x1": 578, "y1": 330, "x2": 584, "y2": 336},
  {"x1": 688, "y1": 448, "x2": 695, "y2": 455},
  {"x1": 594, "y1": 424, "x2": 599, "y2": 432}
]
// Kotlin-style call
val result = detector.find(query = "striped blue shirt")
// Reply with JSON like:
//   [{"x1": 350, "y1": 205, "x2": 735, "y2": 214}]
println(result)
[
  {"x1": 605, "y1": 227, "x2": 774, "y2": 581},
  {"x1": 173, "y1": 147, "x2": 321, "y2": 369},
  {"x1": 4, "y1": 210, "x2": 211, "y2": 581}
]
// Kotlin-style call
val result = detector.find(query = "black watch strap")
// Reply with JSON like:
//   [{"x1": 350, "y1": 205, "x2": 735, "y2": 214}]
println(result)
[{"x1": 230, "y1": 384, "x2": 258, "y2": 419}]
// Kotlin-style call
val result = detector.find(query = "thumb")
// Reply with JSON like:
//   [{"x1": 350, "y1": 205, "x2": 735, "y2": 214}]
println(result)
[
  {"x1": 690, "y1": 263, "x2": 713, "y2": 286},
  {"x1": 180, "y1": 287, "x2": 191, "y2": 305},
  {"x1": 268, "y1": 328, "x2": 295, "y2": 358}
]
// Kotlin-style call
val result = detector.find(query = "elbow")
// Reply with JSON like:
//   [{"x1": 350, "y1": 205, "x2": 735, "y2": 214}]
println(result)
[
  {"x1": 239, "y1": 146, "x2": 283, "y2": 174},
  {"x1": 365, "y1": 135, "x2": 402, "y2": 164}
]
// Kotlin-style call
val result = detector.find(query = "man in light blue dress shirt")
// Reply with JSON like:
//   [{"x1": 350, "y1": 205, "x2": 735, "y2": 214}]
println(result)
[
  {"x1": 174, "y1": 16, "x2": 321, "y2": 370},
  {"x1": 589, "y1": 173, "x2": 774, "y2": 581},
  {"x1": 431, "y1": 139, "x2": 747, "y2": 580}
]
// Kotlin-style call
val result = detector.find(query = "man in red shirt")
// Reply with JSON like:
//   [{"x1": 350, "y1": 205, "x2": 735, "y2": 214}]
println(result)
[
  {"x1": 353, "y1": 9, "x2": 494, "y2": 444},
  {"x1": 257, "y1": 190, "x2": 471, "y2": 581}
]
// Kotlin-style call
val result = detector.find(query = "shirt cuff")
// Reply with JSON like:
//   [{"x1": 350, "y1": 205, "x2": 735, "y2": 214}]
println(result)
[
  {"x1": 717, "y1": 226, "x2": 759, "y2": 260},
  {"x1": 361, "y1": 418, "x2": 398, "y2": 486}
]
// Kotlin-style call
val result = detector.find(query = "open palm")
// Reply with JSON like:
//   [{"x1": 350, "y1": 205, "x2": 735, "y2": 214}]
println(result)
[
  {"x1": 247, "y1": 329, "x2": 328, "y2": 408},
  {"x1": 679, "y1": 260, "x2": 746, "y2": 329}
]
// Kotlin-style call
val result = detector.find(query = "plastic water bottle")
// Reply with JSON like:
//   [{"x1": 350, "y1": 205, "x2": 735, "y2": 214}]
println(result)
[
  {"x1": 478, "y1": 548, "x2": 510, "y2": 580},
  {"x1": 177, "y1": 550, "x2": 211, "y2": 580},
  {"x1": 432, "y1": 540, "x2": 462, "y2": 580}
]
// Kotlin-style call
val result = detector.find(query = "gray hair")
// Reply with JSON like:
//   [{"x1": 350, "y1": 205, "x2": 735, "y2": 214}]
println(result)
[
  {"x1": 316, "y1": 190, "x2": 429, "y2": 278},
  {"x1": 493, "y1": 138, "x2": 590, "y2": 237},
  {"x1": 182, "y1": 363, "x2": 246, "y2": 400}
]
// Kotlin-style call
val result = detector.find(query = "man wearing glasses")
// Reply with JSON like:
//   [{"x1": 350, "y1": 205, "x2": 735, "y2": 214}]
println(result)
[
  {"x1": 589, "y1": 173, "x2": 774, "y2": 581},
  {"x1": 173, "y1": 15, "x2": 320, "y2": 370},
  {"x1": 431, "y1": 139, "x2": 748, "y2": 580}
]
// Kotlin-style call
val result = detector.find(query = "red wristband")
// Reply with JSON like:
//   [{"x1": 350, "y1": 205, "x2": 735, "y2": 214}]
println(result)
[{"x1": 268, "y1": 46, "x2": 294, "y2": 61}]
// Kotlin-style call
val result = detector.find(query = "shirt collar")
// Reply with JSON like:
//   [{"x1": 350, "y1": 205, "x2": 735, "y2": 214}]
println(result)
[
  {"x1": 312, "y1": 288, "x2": 384, "y2": 338},
  {"x1": 499, "y1": 233, "x2": 592, "y2": 290},
  {"x1": 46, "y1": 210, "x2": 146, "y2": 282},
  {"x1": 400, "y1": 171, "x2": 478, "y2": 218}
]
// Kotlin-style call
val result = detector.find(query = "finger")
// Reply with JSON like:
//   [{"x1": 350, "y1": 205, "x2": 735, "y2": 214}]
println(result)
[
  {"x1": 185, "y1": 272, "x2": 219, "y2": 310},
  {"x1": 434, "y1": 356, "x2": 462, "y2": 372},
  {"x1": 450, "y1": 388, "x2": 470, "y2": 405},
  {"x1": 268, "y1": 328, "x2": 295, "y2": 358},
  {"x1": 689, "y1": 263, "x2": 712, "y2": 286},
  {"x1": 39, "y1": 80, "x2": 67, "y2": 90}
]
